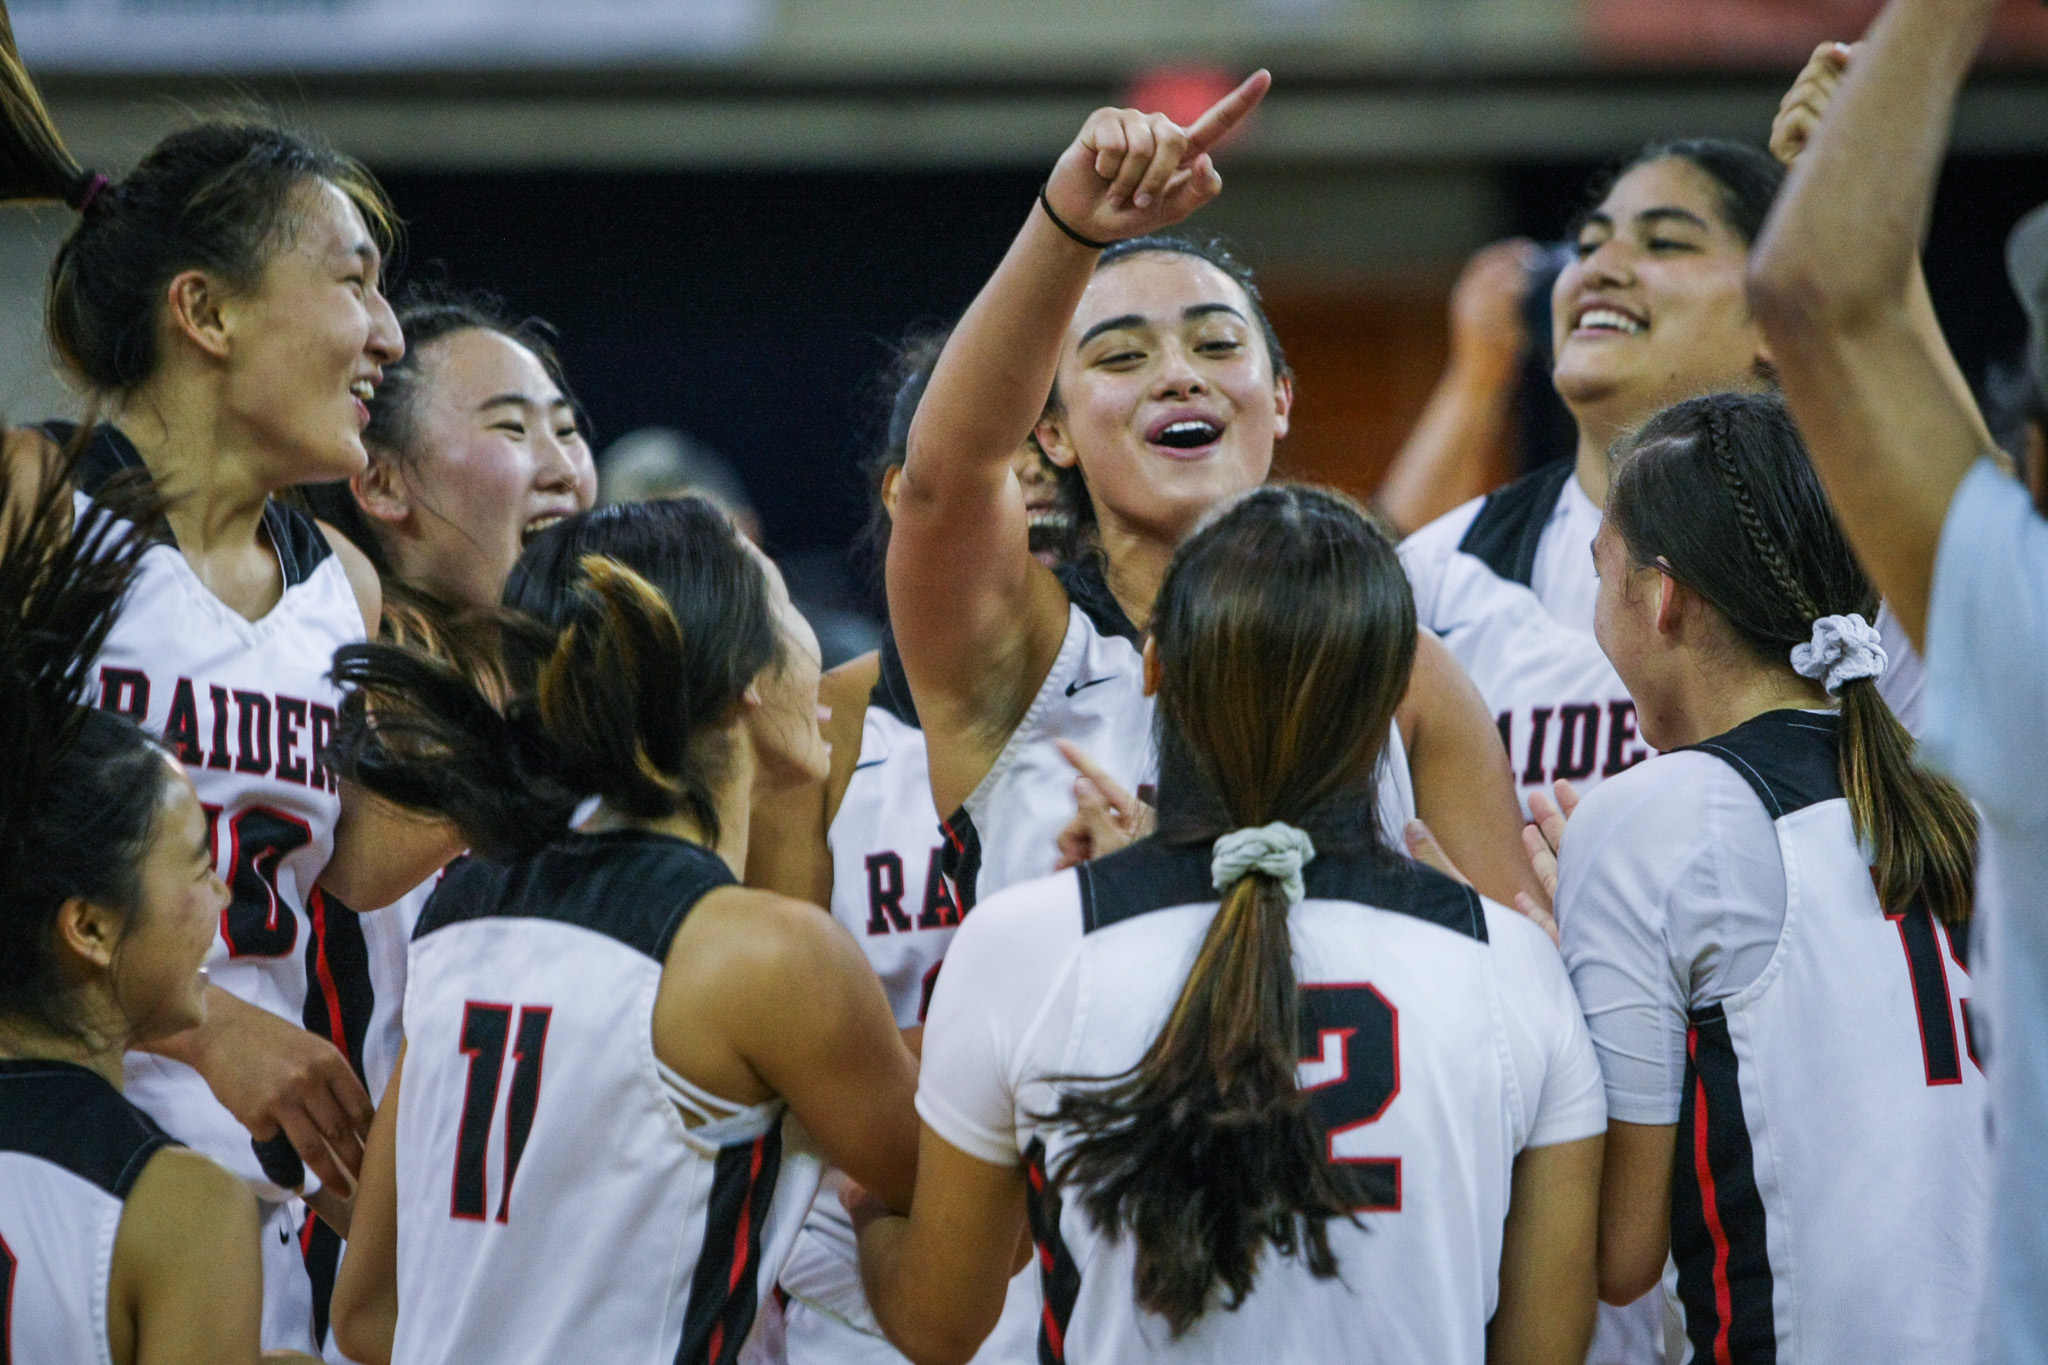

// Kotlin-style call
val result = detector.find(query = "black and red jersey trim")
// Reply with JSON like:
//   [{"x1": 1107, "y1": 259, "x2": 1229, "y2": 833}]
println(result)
[
  {"x1": 939, "y1": 806, "x2": 984, "y2": 914},
  {"x1": 677, "y1": 1126, "x2": 784, "y2": 1365},
  {"x1": 1673, "y1": 1004, "x2": 1777, "y2": 1365},
  {"x1": 1023, "y1": 1138, "x2": 1081, "y2": 1365}
]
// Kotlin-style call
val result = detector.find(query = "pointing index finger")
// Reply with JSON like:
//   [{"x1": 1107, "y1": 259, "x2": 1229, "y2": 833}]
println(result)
[{"x1": 1186, "y1": 69, "x2": 1272, "y2": 154}]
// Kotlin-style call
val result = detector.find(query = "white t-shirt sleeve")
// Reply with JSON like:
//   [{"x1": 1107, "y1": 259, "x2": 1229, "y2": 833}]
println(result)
[
  {"x1": 1398, "y1": 494, "x2": 1486, "y2": 629},
  {"x1": 1923, "y1": 459, "x2": 2048, "y2": 827},
  {"x1": 1557, "y1": 753, "x2": 1789, "y2": 1126},
  {"x1": 1486, "y1": 903, "x2": 1608, "y2": 1149},
  {"x1": 914, "y1": 873, "x2": 1083, "y2": 1168}
]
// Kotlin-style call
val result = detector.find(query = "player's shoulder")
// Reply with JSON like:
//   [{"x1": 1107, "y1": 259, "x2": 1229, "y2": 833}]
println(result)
[
  {"x1": 1572, "y1": 747, "x2": 1735, "y2": 838},
  {"x1": 949, "y1": 867, "x2": 1083, "y2": 966},
  {"x1": 315, "y1": 517, "x2": 381, "y2": 636}
]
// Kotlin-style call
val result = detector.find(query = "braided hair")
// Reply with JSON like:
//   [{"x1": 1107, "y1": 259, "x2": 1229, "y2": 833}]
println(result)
[{"x1": 1609, "y1": 392, "x2": 1976, "y2": 924}]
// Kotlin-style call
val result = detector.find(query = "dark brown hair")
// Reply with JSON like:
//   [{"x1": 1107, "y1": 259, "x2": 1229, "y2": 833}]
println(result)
[
  {"x1": 1049, "y1": 484, "x2": 1417, "y2": 1334},
  {"x1": 0, "y1": 0, "x2": 394, "y2": 393},
  {"x1": 1609, "y1": 391, "x2": 1977, "y2": 923},
  {"x1": 329, "y1": 497, "x2": 776, "y2": 864}
]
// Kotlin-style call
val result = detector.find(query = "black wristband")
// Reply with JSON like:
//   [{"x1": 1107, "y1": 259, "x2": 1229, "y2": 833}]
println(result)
[{"x1": 1038, "y1": 184, "x2": 1115, "y2": 251}]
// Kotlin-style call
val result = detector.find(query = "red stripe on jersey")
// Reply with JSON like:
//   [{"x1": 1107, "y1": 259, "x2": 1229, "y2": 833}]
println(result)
[
  {"x1": 1690, "y1": 1035, "x2": 1736, "y2": 1365},
  {"x1": 308, "y1": 890, "x2": 347, "y2": 1049},
  {"x1": 706, "y1": 1135, "x2": 768, "y2": 1361}
]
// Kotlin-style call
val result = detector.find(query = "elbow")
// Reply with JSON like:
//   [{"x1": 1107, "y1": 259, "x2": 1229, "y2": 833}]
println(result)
[
  {"x1": 1747, "y1": 249, "x2": 1888, "y2": 340},
  {"x1": 1597, "y1": 1251, "x2": 1663, "y2": 1308},
  {"x1": 329, "y1": 1300, "x2": 393, "y2": 1365}
]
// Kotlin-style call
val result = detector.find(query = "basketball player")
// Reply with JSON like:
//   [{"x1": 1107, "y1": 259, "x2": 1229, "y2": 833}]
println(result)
[
  {"x1": 299, "y1": 286, "x2": 597, "y2": 1359},
  {"x1": 887, "y1": 70, "x2": 1539, "y2": 941},
  {"x1": 764, "y1": 331, "x2": 1078, "y2": 1365},
  {"x1": 1544, "y1": 393, "x2": 1984, "y2": 1363},
  {"x1": 1397, "y1": 62, "x2": 1968, "y2": 807},
  {"x1": 0, "y1": 14, "x2": 411, "y2": 1346},
  {"x1": 854, "y1": 485, "x2": 1605, "y2": 1364},
  {"x1": 0, "y1": 452, "x2": 321, "y2": 1365},
  {"x1": 326, "y1": 498, "x2": 920, "y2": 1365}
]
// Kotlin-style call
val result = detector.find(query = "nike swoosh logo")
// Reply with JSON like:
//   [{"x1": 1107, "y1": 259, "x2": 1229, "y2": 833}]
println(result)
[
  {"x1": 852, "y1": 759, "x2": 887, "y2": 772},
  {"x1": 1065, "y1": 676, "x2": 1114, "y2": 697}
]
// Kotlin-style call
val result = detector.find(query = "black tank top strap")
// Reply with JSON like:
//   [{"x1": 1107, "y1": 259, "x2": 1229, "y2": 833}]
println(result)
[
  {"x1": 416, "y1": 831, "x2": 738, "y2": 964},
  {"x1": 1682, "y1": 709, "x2": 1843, "y2": 820},
  {"x1": 0, "y1": 1059, "x2": 178, "y2": 1199},
  {"x1": 1455, "y1": 458, "x2": 1577, "y2": 587},
  {"x1": 1054, "y1": 555, "x2": 1142, "y2": 645},
  {"x1": 869, "y1": 627, "x2": 921, "y2": 729}
]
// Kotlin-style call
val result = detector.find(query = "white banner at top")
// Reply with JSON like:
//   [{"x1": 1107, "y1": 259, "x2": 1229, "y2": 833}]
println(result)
[{"x1": 13, "y1": 0, "x2": 770, "y2": 72}]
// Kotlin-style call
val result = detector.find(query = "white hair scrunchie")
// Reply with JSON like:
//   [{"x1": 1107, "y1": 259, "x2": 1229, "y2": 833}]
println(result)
[
  {"x1": 1789, "y1": 613, "x2": 1888, "y2": 696},
  {"x1": 1210, "y1": 823, "x2": 1317, "y2": 905}
]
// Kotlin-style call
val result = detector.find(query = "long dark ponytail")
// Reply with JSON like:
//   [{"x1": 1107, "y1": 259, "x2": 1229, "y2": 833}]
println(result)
[
  {"x1": 329, "y1": 498, "x2": 776, "y2": 864},
  {"x1": 1048, "y1": 485, "x2": 1416, "y2": 1335},
  {"x1": 0, "y1": 440, "x2": 169, "y2": 1037},
  {"x1": 1609, "y1": 392, "x2": 1977, "y2": 924}
]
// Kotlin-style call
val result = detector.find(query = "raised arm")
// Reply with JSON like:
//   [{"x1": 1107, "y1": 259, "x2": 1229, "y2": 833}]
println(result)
[
  {"x1": 887, "y1": 73, "x2": 1268, "y2": 813},
  {"x1": 1748, "y1": 0, "x2": 2001, "y2": 645}
]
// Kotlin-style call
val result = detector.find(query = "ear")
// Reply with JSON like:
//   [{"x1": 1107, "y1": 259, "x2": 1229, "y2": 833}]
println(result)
[
  {"x1": 1141, "y1": 636, "x2": 1162, "y2": 697},
  {"x1": 1035, "y1": 413, "x2": 1080, "y2": 471},
  {"x1": 53, "y1": 896, "x2": 121, "y2": 973},
  {"x1": 1270, "y1": 370, "x2": 1295, "y2": 443},
  {"x1": 350, "y1": 454, "x2": 412, "y2": 527},
  {"x1": 1652, "y1": 568, "x2": 1687, "y2": 638},
  {"x1": 879, "y1": 464, "x2": 903, "y2": 519},
  {"x1": 162, "y1": 269, "x2": 234, "y2": 363}
]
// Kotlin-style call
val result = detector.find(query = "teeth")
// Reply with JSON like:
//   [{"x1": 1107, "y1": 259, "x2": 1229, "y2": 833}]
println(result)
[
  {"x1": 524, "y1": 516, "x2": 563, "y2": 540},
  {"x1": 1577, "y1": 308, "x2": 1645, "y2": 336},
  {"x1": 1156, "y1": 420, "x2": 1221, "y2": 447},
  {"x1": 350, "y1": 380, "x2": 375, "y2": 401}
]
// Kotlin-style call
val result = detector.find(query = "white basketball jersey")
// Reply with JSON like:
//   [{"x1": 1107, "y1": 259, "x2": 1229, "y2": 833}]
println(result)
[
  {"x1": 0, "y1": 1060, "x2": 179, "y2": 1365},
  {"x1": 917, "y1": 839, "x2": 1607, "y2": 1363},
  {"x1": 1663, "y1": 713, "x2": 1988, "y2": 1364},
  {"x1": 394, "y1": 831, "x2": 823, "y2": 1365},
  {"x1": 943, "y1": 562, "x2": 1417, "y2": 910},
  {"x1": 58, "y1": 425, "x2": 366, "y2": 1202}
]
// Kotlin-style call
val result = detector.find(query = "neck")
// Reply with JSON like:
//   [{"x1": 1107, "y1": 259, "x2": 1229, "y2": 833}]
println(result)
[
  {"x1": 115, "y1": 384, "x2": 275, "y2": 558},
  {"x1": 1572, "y1": 421, "x2": 1618, "y2": 509},
  {"x1": 585, "y1": 740, "x2": 757, "y2": 877},
  {"x1": 1095, "y1": 513, "x2": 1176, "y2": 634},
  {"x1": 0, "y1": 1015, "x2": 125, "y2": 1089},
  {"x1": 1648, "y1": 660, "x2": 1831, "y2": 751}
]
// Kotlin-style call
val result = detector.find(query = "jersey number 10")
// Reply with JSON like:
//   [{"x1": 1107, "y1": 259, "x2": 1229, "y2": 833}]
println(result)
[
  {"x1": 1297, "y1": 984, "x2": 1402, "y2": 1212},
  {"x1": 452, "y1": 1002, "x2": 554, "y2": 1223}
]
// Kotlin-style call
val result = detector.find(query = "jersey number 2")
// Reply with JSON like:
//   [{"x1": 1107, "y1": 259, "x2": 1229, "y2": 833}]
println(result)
[
  {"x1": 452, "y1": 1002, "x2": 553, "y2": 1222},
  {"x1": 1297, "y1": 983, "x2": 1401, "y2": 1211}
]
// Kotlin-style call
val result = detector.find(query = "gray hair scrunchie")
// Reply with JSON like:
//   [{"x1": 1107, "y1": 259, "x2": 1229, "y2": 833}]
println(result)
[
  {"x1": 1790, "y1": 612, "x2": 1888, "y2": 696},
  {"x1": 1210, "y1": 822, "x2": 1317, "y2": 905}
]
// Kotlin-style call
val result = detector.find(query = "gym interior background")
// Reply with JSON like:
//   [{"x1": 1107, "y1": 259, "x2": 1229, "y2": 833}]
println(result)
[{"x1": 5, "y1": 0, "x2": 2047, "y2": 612}]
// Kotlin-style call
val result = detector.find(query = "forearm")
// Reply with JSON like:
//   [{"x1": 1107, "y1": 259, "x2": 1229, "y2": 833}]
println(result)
[
  {"x1": 899, "y1": 209, "x2": 1097, "y2": 509},
  {"x1": 1378, "y1": 359, "x2": 1518, "y2": 536},
  {"x1": 135, "y1": 983, "x2": 242, "y2": 1067},
  {"x1": 1751, "y1": 0, "x2": 1996, "y2": 325},
  {"x1": 856, "y1": 1213, "x2": 982, "y2": 1365}
]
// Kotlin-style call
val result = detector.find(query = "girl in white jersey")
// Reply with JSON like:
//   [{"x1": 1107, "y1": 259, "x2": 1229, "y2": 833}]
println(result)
[
  {"x1": 299, "y1": 287, "x2": 597, "y2": 1359},
  {"x1": 0, "y1": 449, "x2": 319, "y2": 1365},
  {"x1": 760, "y1": 331, "x2": 1080, "y2": 1365},
  {"x1": 888, "y1": 72, "x2": 1538, "y2": 955},
  {"x1": 855, "y1": 484, "x2": 1606, "y2": 1365},
  {"x1": 0, "y1": 19, "x2": 406, "y2": 1348},
  {"x1": 325, "y1": 497, "x2": 921, "y2": 1364},
  {"x1": 1547, "y1": 392, "x2": 1984, "y2": 1364},
  {"x1": 1398, "y1": 56, "x2": 1974, "y2": 805}
]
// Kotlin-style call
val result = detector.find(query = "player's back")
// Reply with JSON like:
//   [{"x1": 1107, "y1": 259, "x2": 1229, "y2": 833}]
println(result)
[
  {"x1": 922, "y1": 839, "x2": 1605, "y2": 1364},
  {"x1": 0, "y1": 1060, "x2": 178, "y2": 1364},
  {"x1": 391, "y1": 830, "x2": 822, "y2": 1365}
]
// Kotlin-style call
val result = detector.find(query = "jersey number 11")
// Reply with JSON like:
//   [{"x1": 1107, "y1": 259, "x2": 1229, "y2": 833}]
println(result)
[{"x1": 452, "y1": 1002, "x2": 554, "y2": 1223}]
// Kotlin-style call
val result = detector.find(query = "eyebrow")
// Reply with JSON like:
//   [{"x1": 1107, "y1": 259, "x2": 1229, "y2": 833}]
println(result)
[
  {"x1": 478, "y1": 392, "x2": 576, "y2": 414},
  {"x1": 1637, "y1": 206, "x2": 1711, "y2": 232},
  {"x1": 1078, "y1": 302, "x2": 1250, "y2": 349}
]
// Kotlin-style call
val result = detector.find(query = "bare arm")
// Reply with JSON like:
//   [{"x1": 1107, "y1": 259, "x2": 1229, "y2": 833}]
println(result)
[
  {"x1": 1595, "y1": 1120, "x2": 1677, "y2": 1305},
  {"x1": 318, "y1": 521, "x2": 383, "y2": 640},
  {"x1": 1377, "y1": 240, "x2": 1535, "y2": 536},
  {"x1": 855, "y1": 1129, "x2": 1029, "y2": 1365},
  {"x1": 111, "y1": 1148, "x2": 266, "y2": 1365},
  {"x1": 888, "y1": 74, "x2": 1269, "y2": 815},
  {"x1": 136, "y1": 984, "x2": 372, "y2": 1193},
  {"x1": 661, "y1": 889, "x2": 923, "y2": 1210},
  {"x1": 1489, "y1": 1134, "x2": 1603, "y2": 1365},
  {"x1": 1399, "y1": 631, "x2": 1547, "y2": 909},
  {"x1": 1748, "y1": 0, "x2": 2002, "y2": 646},
  {"x1": 332, "y1": 1047, "x2": 402, "y2": 1365}
]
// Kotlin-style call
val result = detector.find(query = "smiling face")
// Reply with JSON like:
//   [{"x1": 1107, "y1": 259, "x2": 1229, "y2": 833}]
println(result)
[
  {"x1": 1038, "y1": 252, "x2": 1291, "y2": 549},
  {"x1": 220, "y1": 179, "x2": 404, "y2": 487},
  {"x1": 365, "y1": 327, "x2": 596, "y2": 608},
  {"x1": 111, "y1": 761, "x2": 229, "y2": 1046},
  {"x1": 1551, "y1": 157, "x2": 1769, "y2": 440}
]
